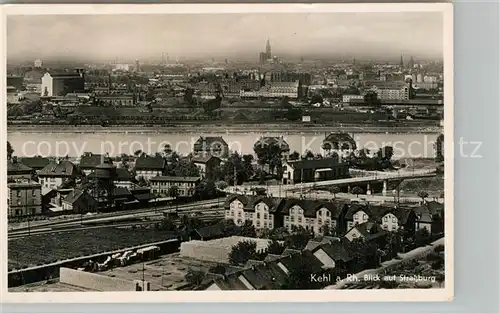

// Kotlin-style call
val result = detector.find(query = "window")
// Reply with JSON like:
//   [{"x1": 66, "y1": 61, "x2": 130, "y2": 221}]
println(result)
[
  {"x1": 238, "y1": 212, "x2": 241, "y2": 217},
  {"x1": 269, "y1": 223, "x2": 273, "y2": 229},
  {"x1": 16, "y1": 191, "x2": 21, "y2": 198},
  {"x1": 264, "y1": 213, "x2": 268, "y2": 220},
  {"x1": 230, "y1": 210, "x2": 234, "y2": 216},
  {"x1": 225, "y1": 211, "x2": 230, "y2": 216},
  {"x1": 290, "y1": 216, "x2": 294, "y2": 222},
  {"x1": 392, "y1": 217, "x2": 397, "y2": 223},
  {"x1": 318, "y1": 218, "x2": 322, "y2": 224},
  {"x1": 325, "y1": 219, "x2": 330, "y2": 225},
  {"x1": 285, "y1": 216, "x2": 289, "y2": 221},
  {"x1": 298, "y1": 217, "x2": 302, "y2": 223},
  {"x1": 363, "y1": 214, "x2": 367, "y2": 220},
  {"x1": 256, "y1": 221, "x2": 260, "y2": 227},
  {"x1": 256, "y1": 213, "x2": 260, "y2": 219},
  {"x1": 384, "y1": 216, "x2": 388, "y2": 222},
  {"x1": 353, "y1": 214, "x2": 358, "y2": 220},
  {"x1": 383, "y1": 224, "x2": 388, "y2": 230},
  {"x1": 238, "y1": 203, "x2": 243, "y2": 209},
  {"x1": 264, "y1": 222, "x2": 267, "y2": 228},
  {"x1": 290, "y1": 209, "x2": 295, "y2": 214},
  {"x1": 326, "y1": 211, "x2": 330, "y2": 217}
]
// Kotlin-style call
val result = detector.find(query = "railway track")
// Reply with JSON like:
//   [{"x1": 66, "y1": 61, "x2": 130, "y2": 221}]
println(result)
[
  {"x1": 8, "y1": 198, "x2": 224, "y2": 232},
  {"x1": 8, "y1": 208, "x2": 225, "y2": 239}
]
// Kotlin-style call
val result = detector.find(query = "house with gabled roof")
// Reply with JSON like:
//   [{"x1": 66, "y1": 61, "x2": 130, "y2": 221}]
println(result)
[
  {"x1": 344, "y1": 221, "x2": 387, "y2": 245},
  {"x1": 19, "y1": 156, "x2": 50, "y2": 174},
  {"x1": 322, "y1": 132, "x2": 357, "y2": 158},
  {"x1": 7, "y1": 158, "x2": 33, "y2": 181},
  {"x1": 134, "y1": 155, "x2": 166, "y2": 181},
  {"x1": 61, "y1": 188, "x2": 97, "y2": 213},
  {"x1": 38, "y1": 159, "x2": 83, "y2": 190},
  {"x1": 78, "y1": 153, "x2": 112, "y2": 175},
  {"x1": 307, "y1": 241, "x2": 353, "y2": 270},
  {"x1": 191, "y1": 154, "x2": 221, "y2": 180},
  {"x1": 193, "y1": 136, "x2": 229, "y2": 158}
]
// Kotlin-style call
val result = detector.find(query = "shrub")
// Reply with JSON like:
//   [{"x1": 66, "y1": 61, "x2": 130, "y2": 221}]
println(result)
[{"x1": 433, "y1": 245, "x2": 445, "y2": 253}]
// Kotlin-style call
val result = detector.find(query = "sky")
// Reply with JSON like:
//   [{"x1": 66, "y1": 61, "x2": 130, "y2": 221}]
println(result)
[{"x1": 7, "y1": 12, "x2": 444, "y2": 62}]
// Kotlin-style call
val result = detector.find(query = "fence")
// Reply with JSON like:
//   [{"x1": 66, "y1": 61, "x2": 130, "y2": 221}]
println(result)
[{"x1": 8, "y1": 238, "x2": 180, "y2": 287}]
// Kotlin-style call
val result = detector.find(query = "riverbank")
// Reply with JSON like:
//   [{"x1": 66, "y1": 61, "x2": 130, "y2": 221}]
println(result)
[{"x1": 8, "y1": 123, "x2": 442, "y2": 135}]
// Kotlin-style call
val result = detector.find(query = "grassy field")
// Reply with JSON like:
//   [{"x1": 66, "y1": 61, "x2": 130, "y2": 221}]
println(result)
[
  {"x1": 8, "y1": 227, "x2": 178, "y2": 270},
  {"x1": 398, "y1": 176, "x2": 445, "y2": 198}
]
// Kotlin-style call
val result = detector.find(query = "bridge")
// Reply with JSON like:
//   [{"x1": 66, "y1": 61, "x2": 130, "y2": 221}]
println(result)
[{"x1": 224, "y1": 169, "x2": 436, "y2": 197}]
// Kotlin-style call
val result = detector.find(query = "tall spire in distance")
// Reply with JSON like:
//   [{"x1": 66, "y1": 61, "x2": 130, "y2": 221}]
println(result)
[
  {"x1": 266, "y1": 39, "x2": 272, "y2": 58},
  {"x1": 400, "y1": 54, "x2": 404, "y2": 69}
]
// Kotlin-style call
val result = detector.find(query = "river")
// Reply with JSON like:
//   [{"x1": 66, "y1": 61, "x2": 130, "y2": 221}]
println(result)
[{"x1": 8, "y1": 130, "x2": 439, "y2": 159}]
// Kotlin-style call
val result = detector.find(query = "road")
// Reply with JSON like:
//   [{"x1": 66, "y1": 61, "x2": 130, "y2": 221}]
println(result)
[
  {"x1": 8, "y1": 198, "x2": 225, "y2": 233},
  {"x1": 225, "y1": 169, "x2": 436, "y2": 197}
]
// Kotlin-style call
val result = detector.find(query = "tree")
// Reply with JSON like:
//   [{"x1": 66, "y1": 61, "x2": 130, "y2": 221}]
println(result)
[
  {"x1": 364, "y1": 90, "x2": 382, "y2": 109},
  {"x1": 302, "y1": 150, "x2": 315, "y2": 160},
  {"x1": 289, "y1": 151, "x2": 300, "y2": 161},
  {"x1": 384, "y1": 231, "x2": 403, "y2": 259},
  {"x1": 216, "y1": 181, "x2": 228, "y2": 190},
  {"x1": 240, "y1": 220, "x2": 257, "y2": 237},
  {"x1": 229, "y1": 240, "x2": 257, "y2": 265},
  {"x1": 137, "y1": 176, "x2": 148, "y2": 187},
  {"x1": 286, "y1": 225, "x2": 313, "y2": 250},
  {"x1": 221, "y1": 152, "x2": 249, "y2": 185},
  {"x1": 208, "y1": 264, "x2": 226, "y2": 275},
  {"x1": 221, "y1": 219, "x2": 240, "y2": 237},
  {"x1": 310, "y1": 94, "x2": 323, "y2": 104},
  {"x1": 134, "y1": 150, "x2": 143, "y2": 157},
  {"x1": 347, "y1": 238, "x2": 379, "y2": 271},
  {"x1": 168, "y1": 185, "x2": 180, "y2": 211},
  {"x1": 242, "y1": 154, "x2": 255, "y2": 178},
  {"x1": 253, "y1": 138, "x2": 287, "y2": 169},
  {"x1": 330, "y1": 186, "x2": 341, "y2": 198},
  {"x1": 269, "y1": 227, "x2": 289, "y2": 241},
  {"x1": 267, "y1": 240, "x2": 286, "y2": 255},
  {"x1": 7, "y1": 141, "x2": 14, "y2": 160},
  {"x1": 435, "y1": 134, "x2": 444, "y2": 163},
  {"x1": 377, "y1": 146, "x2": 394, "y2": 161},
  {"x1": 415, "y1": 228, "x2": 431, "y2": 247},
  {"x1": 351, "y1": 186, "x2": 364, "y2": 197},
  {"x1": 417, "y1": 191, "x2": 429, "y2": 203},
  {"x1": 185, "y1": 269, "x2": 205, "y2": 287},
  {"x1": 163, "y1": 144, "x2": 173, "y2": 156},
  {"x1": 321, "y1": 224, "x2": 336, "y2": 236}
]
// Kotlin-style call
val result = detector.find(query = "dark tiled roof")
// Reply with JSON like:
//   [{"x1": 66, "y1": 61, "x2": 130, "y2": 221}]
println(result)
[
  {"x1": 79, "y1": 154, "x2": 109, "y2": 169},
  {"x1": 113, "y1": 187, "x2": 132, "y2": 197},
  {"x1": 193, "y1": 223, "x2": 225, "y2": 240},
  {"x1": 287, "y1": 157, "x2": 348, "y2": 171},
  {"x1": 134, "y1": 156, "x2": 165, "y2": 171},
  {"x1": 254, "y1": 136, "x2": 290, "y2": 151},
  {"x1": 323, "y1": 133, "x2": 357, "y2": 149},
  {"x1": 313, "y1": 242, "x2": 353, "y2": 263},
  {"x1": 349, "y1": 222, "x2": 387, "y2": 241},
  {"x1": 39, "y1": 160, "x2": 80, "y2": 177},
  {"x1": 8, "y1": 181, "x2": 41, "y2": 189},
  {"x1": 47, "y1": 71, "x2": 83, "y2": 78},
  {"x1": 7, "y1": 161, "x2": 33, "y2": 174},
  {"x1": 62, "y1": 189, "x2": 85, "y2": 204},
  {"x1": 193, "y1": 137, "x2": 228, "y2": 151},
  {"x1": 277, "y1": 199, "x2": 343, "y2": 218},
  {"x1": 114, "y1": 168, "x2": 134, "y2": 181},
  {"x1": 150, "y1": 176, "x2": 200, "y2": 183},
  {"x1": 18, "y1": 157, "x2": 50, "y2": 170}
]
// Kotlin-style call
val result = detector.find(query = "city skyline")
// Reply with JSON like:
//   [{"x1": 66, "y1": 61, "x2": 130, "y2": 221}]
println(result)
[{"x1": 7, "y1": 12, "x2": 444, "y2": 63}]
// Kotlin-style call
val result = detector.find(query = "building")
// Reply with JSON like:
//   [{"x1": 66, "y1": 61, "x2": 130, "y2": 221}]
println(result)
[
  {"x1": 279, "y1": 199, "x2": 346, "y2": 234},
  {"x1": 7, "y1": 181, "x2": 42, "y2": 218},
  {"x1": 18, "y1": 157, "x2": 51, "y2": 174},
  {"x1": 364, "y1": 80, "x2": 410, "y2": 101},
  {"x1": 134, "y1": 155, "x2": 166, "y2": 181},
  {"x1": 61, "y1": 188, "x2": 97, "y2": 213},
  {"x1": 414, "y1": 201, "x2": 444, "y2": 234},
  {"x1": 7, "y1": 86, "x2": 22, "y2": 104},
  {"x1": 225, "y1": 195, "x2": 282, "y2": 228},
  {"x1": 322, "y1": 133, "x2": 357, "y2": 158},
  {"x1": 150, "y1": 176, "x2": 200, "y2": 198},
  {"x1": 38, "y1": 159, "x2": 83, "y2": 190},
  {"x1": 191, "y1": 155, "x2": 222, "y2": 180},
  {"x1": 282, "y1": 158, "x2": 350, "y2": 185},
  {"x1": 113, "y1": 168, "x2": 135, "y2": 188},
  {"x1": 7, "y1": 75, "x2": 24, "y2": 91},
  {"x1": 24, "y1": 69, "x2": 45, "y2": 92},
  {"x1": 78, "y1": 153, "x2": 111, "y2": 175},
  {"x1": 94, "y1": 95, "x2": 135, "y2": 106},
  {"x1": 342, "y1": 94, "x2": 364, "y2": 104},
  {"x1": 193, "y1": 137, "x2": 229, "y2": 157},
  {"x1": 344, "y1": 221, "x2": 387, "y2": 245},
  {"x1": 41, "y1": 70, "x2": 85, "y2": 97},
  {"x1": 7, "y1": 158, "x2": 33, "y2": 181},
  {"x1": 34, "y1": 59, "x2": 43, "y2": 68},
  {"x1": 240, "y1": 81, "x2": 300, "y2": 99},
  {"x1": 254, "y1": 136, "x2": 290, "y2": 159}
]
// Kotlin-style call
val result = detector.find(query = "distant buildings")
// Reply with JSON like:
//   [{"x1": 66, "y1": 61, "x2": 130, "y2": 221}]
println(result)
[
  {"x1": 150, "y1": 176, "x2": 201, "y2": 198},
  {"x1": 34, "y1": 59, "x2": 43, "y2": 68},
  {"x1": 191, "y1": 155, "x2": 221, "y2": 180},
  {"x1": 41, "y1": 70, "x2": 85, "y2": 97},
  {"x1": 364, "y1": 80, "x2": 410, "y2": 101},
  {"x1": 258, "y1": 39, "x2": 273, "y2": 64}
]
